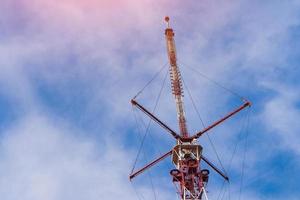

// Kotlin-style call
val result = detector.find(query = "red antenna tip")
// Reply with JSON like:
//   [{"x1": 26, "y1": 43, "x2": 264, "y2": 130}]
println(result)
[
  {"x1": 165, "y1": 16, "x2": 170, "y2": 22},
  {"x1": 165, "y1": 16, "x2": 170, "y2": 28}
]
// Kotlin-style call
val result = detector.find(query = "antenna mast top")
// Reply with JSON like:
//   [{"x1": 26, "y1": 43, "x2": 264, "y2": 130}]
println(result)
[
  {"x1": 164, "y1": 16, "x2": 189, "y2": 138},
  {"x1": 165, "y1": 16, "x2": 170, "y2": 28}
]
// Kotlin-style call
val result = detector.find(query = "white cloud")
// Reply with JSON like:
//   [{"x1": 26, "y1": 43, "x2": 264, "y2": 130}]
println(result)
[
  {"x1": 0, "y1": 0, "x2": 300, "y2": 199},
  {"x1": 261, "y1": 83, "x2": 300, "y2": 154},
  {"x1": 0, "y1": 113, "x2": 176, "y2": 200}
]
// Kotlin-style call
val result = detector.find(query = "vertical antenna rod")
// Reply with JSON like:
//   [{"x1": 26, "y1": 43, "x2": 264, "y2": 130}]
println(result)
[{"x1": 164, "y1": 16, "x2": 188, "y2": 138}]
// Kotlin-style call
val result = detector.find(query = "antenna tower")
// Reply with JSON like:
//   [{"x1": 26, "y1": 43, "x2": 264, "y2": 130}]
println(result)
[{"x1": 130, "y1": 17, "x2": 251, "y2": 200}]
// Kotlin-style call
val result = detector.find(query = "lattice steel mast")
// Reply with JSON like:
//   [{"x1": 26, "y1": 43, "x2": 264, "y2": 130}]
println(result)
[
  {"x1": 164, "y1": 16, "x2": 188, "y2": 138},
  {"x1": 165, "y1": 16, "x2": 207, "y2": 200},
  {"x1": 129, "y1": 17, "x2": 251, "y2": 200}
]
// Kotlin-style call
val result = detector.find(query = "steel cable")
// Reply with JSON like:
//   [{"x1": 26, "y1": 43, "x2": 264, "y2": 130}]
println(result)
[
  {"x1": 239, "y1": 108, "x2": 251, "y2": 200},
  {"x1": 132, "y1": 107, "x2": 157, "y2": 199},
  {"x1": 181, "y1": 76, "x2": 228, "y2": 176},
  {"x1": 130, "y1": 69, "x2": 169, "y2": 200},
  {"x1": 178, "y1": 60, "x2": 246, "y2": 101},
  {"x1": 130, "y1": 68, "x2": 168, "y2": 174},
  {"x1": 133, "y1": 63, "x2": 168, "y2": 99}
]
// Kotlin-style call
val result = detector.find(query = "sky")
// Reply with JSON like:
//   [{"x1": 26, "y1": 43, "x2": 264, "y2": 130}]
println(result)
[{"x1": 0, "y1": 0, "x2": 300, "y2": 200}]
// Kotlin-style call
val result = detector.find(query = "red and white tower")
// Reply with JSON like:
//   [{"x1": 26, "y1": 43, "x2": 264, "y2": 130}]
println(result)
[
  {"x1": 164, "y1": 16, "x2": 207, "y2": 199},
  {"x1": 164, "y1": 16, "x2": 188, "y2": 138},
  {"x1": 129, "y1": 17, "x2": 251, "y2": 200}
]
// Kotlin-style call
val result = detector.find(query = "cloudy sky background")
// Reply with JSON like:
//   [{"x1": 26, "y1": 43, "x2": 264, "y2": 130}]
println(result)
[{"x1": 0, "y1": 0, "x2": 300, "y2": 199}]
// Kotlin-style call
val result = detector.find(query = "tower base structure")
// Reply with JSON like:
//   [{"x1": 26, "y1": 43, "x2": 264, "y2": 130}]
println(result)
[{"x1": 170, "y1": 141, "x2": 210, "y2": 200}]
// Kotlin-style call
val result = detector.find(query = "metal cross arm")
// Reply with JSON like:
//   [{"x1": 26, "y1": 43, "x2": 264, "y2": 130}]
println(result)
[
  {"x1": 131, "y1": 99, "x2": 181, "y2": 139},
  {"x1": 191, "y1": 100, "x2": 251, "y2": 140},
  {"x1": 201, "y1": 155, "x2": 229, "y2": 181},
  {"x1": 129, "y1": 150, "x2": 172, "y2": 180}
]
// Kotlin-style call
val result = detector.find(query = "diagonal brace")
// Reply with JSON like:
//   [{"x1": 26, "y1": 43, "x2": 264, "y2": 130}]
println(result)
[
  {"x1": 191, "y1": 101, "x2": 251, "y2": 140},
  {"x1": 201, "y1": 155, "x2": 229, "y2": 181},
  {"x1": 131, "y1": 99, "x2": 181, "y2": 139},
  {"x1": 129, "y1": 150, "x2": 172, "y2": 180}
]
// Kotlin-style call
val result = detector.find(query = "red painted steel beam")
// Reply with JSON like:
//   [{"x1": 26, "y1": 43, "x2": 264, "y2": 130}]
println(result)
[
  {"x1": 191, "y1": 101, "x2": 251, "y2": 140},
  {"x1": 131, "y1": 99, "x2": 181, "y2": 139},
  {"x1": 129, "y1": 150, "x2": 172, "y2": 180},
  {"x1": 201, "y1": 155, "x2": 229, "y2": 181}
]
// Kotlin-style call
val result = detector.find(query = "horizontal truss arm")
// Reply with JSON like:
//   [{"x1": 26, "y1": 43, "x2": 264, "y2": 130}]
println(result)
[
  {"x1": 191, "y1": 101, "x2": 251, "y2": 140},
  {"x1": 131, "y1": 99, "x2": 181, "y2": 139},
  {"x1": 129, "y1": 150, "x2": 172, "y2": 180},
  {"x1": 201, "y1": 155, "x2": 229, "y2": 181}
]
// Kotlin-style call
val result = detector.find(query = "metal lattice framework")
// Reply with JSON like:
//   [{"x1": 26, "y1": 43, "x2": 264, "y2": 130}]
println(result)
[{"x1": 129, "y1": 17, "x2": 251, "y2": 200}]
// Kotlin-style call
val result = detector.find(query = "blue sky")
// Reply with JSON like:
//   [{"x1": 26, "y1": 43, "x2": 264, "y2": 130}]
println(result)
[{"x1": 0, "y1": 0, "x2": 300, "y2": 199}]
